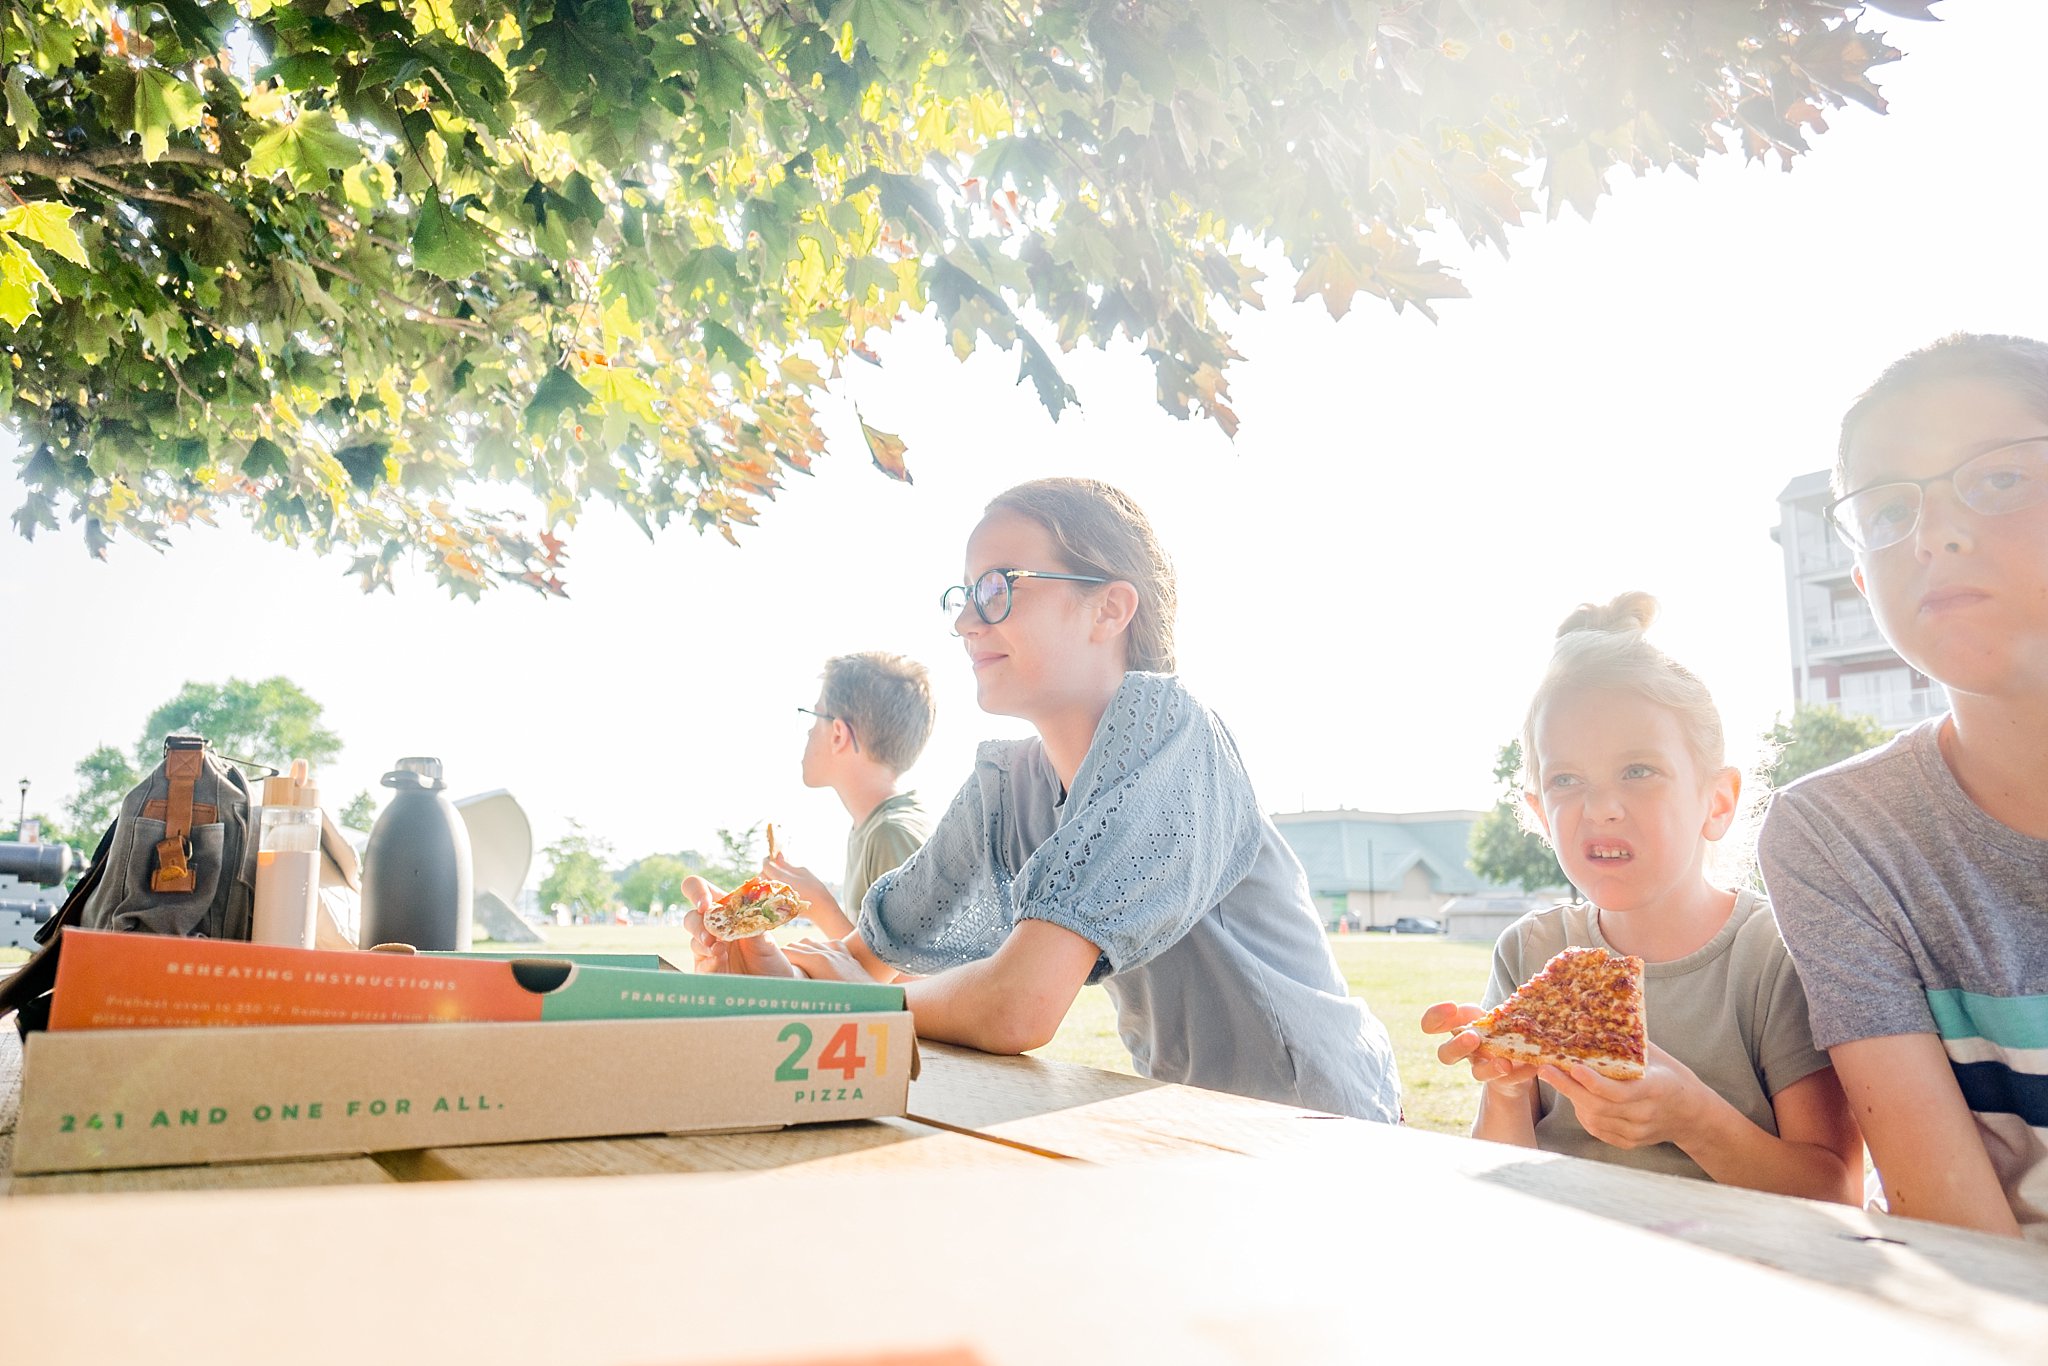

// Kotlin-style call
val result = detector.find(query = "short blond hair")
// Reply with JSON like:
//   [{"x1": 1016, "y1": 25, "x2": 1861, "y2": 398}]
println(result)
[{"x1": 821, "y1": 652, "x2": 935, "y2": 775}]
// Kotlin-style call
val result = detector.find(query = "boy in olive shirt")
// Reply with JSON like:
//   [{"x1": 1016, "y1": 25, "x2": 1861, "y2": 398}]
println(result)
[{"x1": 764, "y1": 652, "x2": 935, "y2": 938}]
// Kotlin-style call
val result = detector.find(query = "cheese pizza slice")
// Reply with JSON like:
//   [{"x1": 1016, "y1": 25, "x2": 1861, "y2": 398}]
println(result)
[
  {"x1": 704, "y1": 876, "x2": 809, "y2": 942},
  {"x1": 1467, "y1": 945, "x2": 1647, "y2": 1080}
]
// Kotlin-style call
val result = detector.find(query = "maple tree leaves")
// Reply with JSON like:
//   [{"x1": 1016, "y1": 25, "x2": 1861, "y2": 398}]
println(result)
[{"x1": 0, "y1": 0, "x2": 1925, "y2": 597}]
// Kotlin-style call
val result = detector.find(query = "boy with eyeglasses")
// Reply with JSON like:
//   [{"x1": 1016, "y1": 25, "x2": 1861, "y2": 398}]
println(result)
[
  {"x1": 762, "y1": 651, "x2": 935, "y2": 939},
  {"x1": 1759, "y1": 333, "x2": 2048, "y2": 1242}
]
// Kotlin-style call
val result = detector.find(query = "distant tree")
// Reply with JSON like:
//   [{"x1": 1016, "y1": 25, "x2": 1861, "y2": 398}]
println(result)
[
  {"x1": 538, "y1": 821, "x2": 616, "y2": 921},
  {"x1": 339, "y1": 790, "x2": 378, "y2": 831},
  {"x1": 1468, "y1": 740, "x2": 1570, "y2": 896},
  {"x1": 617, "y1": 854, "x2": 689, "y2": 917},
  {"x1": 64, "y1": 743, "x2": 139, "y2": 841},
  {"x1": 1763, "y1": 703, "x2": 1896, "y2": 789},
  {"x1": 65, "y1": 676, "x2": 345, "y2": 841},
  {"x1": 137, "y1": 677, "x2": 343, "y2": 769},
  {"x1": 699, "y1": 824, "x2": 765, "y2": 892}
]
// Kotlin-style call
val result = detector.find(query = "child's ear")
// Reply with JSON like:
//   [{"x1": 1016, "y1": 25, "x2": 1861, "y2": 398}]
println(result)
[
  {"x1": 1091, "y1": 580, "x2": 1140, "y2": 643},
  {"x1": 1701, "y1": 766, "x2": 1741, "y2": 840},
  {"x1": 1851, "y1": 562, "x2": 1869, "y2": 599},
  {"x1": 1521, "y1": 788, "x2": 1551, "y2": 838}
]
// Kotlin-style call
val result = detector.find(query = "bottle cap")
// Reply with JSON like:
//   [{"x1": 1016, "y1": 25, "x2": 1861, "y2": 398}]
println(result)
[{"x1": 383, "y1": 756, "x2": 446, "y2": 791}]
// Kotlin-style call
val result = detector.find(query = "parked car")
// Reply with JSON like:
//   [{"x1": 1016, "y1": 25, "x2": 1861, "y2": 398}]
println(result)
[{"x1": 1391, "y1": 916, "x2": 1442, "y2": 935}]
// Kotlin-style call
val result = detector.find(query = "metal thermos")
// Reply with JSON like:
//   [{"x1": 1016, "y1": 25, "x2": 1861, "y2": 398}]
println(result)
[{"x1": 358, "y1": 757, "x2": 473, "y2": 951}]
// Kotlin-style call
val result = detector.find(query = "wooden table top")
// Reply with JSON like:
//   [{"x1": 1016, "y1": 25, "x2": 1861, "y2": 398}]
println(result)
[{"x1": 5, "y1": 1028, "x2": 2045, "y2": 1363}]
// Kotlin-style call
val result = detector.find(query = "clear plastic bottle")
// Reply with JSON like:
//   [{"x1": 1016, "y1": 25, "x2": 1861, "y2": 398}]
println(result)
[{"x1": 252, "y1": 760, "x2": 322, "y2": 949}]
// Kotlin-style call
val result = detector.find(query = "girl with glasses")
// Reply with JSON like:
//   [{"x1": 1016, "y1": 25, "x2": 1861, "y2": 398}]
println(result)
[
  {"x1": 1424, "y1": 594, "x2": 1860, "y2": 1200},
  {"x1": 1761, "y1": 333, "x2": 2048, "y2": 1241},
  {"x1": 689, "y1": 477, "x2": 1402, "y2": 1122}
]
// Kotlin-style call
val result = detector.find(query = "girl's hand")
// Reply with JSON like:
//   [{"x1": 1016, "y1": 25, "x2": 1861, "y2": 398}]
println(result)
[
  {"x1": 1540, "y1": 1043, "x2": 1708, "y2": 1150},
  {"x1": 782, "y1": 937, "x2": 877, "y2": 984},
  {"x1": 1419, "y1": 1002, "x2": 1540, "y2": 1096},
  {"x1": 760, "y1": 854, "x2": 829, "y2": 911},
  {"x1": 681, "y1": 875, "x2": 799, "y2": 978}
]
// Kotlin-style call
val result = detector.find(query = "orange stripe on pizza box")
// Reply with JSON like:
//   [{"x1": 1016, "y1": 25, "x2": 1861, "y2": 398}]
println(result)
[{"x1": 48, "y1": 929, "x2": 546, "y2": 1030}]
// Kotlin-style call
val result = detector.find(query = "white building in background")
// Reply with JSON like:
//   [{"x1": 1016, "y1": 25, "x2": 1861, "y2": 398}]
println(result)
[
  {"x1": 1272, "y1": 809, "x2": 1522, "y2": 930},
  {"x1": 1772, "y1": 471, "x2": 1948, "y2": 729}
]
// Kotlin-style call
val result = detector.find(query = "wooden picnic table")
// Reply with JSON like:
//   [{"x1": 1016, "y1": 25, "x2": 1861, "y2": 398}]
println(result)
[{"x1": 4, "y1": 1026, "x2": 2045, "y2": 1363}]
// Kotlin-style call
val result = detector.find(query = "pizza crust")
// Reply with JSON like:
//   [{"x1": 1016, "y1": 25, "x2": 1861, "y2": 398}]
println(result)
[{"x1": 1469, "y1": 1031, "x2": 1646, "y2": 1081}]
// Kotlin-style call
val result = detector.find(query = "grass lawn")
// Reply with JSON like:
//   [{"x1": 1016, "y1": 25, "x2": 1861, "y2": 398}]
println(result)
[{"x1": 489, "y1": 923, "x2": 1493, "y2": 1135}]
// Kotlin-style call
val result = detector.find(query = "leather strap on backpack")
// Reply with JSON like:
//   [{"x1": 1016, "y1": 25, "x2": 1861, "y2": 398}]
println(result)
[{"x1": 151, "y1": 744, "x2": 204, "y2": 893}]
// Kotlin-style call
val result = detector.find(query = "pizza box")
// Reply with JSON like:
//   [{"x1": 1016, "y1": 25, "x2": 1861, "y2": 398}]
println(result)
[
  {"x1": 43, "y1": 929, "x2": 906, "y2": 1030},
  {"x1": 12, "y1": 934, "x2": 916, "y2": 1175}
]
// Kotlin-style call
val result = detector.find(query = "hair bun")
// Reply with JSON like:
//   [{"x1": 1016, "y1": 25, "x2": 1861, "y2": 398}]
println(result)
[{"x1": 1556, "y1": 591, "x2": 1659, "y2": 639}]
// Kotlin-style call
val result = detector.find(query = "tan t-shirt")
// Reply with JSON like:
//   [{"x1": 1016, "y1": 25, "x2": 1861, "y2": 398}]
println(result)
[
  {"x1": 843, "y1": 792, "x2": 929, "y2": 922},
  {"x1": 1481, "y1": 890, "x2": 1831, "y2": 1181}
]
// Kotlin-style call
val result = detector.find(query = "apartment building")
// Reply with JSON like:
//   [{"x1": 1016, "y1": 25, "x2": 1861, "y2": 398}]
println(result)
[{"x1": 1772, "y1": 471, "x2": 1948, "y2": 728}]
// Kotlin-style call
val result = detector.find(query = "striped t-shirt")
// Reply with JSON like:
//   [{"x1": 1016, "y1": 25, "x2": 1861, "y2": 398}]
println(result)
[{"x1": 1760, "y1": 718, "x2": 2047, "y2": 1242}]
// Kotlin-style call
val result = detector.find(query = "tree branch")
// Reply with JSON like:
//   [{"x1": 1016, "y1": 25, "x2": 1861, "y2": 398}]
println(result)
[{"x1": 0, "y1": 146, "x2": 229, "y2": 178}]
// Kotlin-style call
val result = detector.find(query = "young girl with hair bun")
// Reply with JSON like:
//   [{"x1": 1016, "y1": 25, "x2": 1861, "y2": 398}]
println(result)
[
  {"x1": 1424, "y1": 593, "x2": 1862, "y2": 1198},
  {"x1": 691, "y1": 477, "x2": 1402, "y2": 1123}
]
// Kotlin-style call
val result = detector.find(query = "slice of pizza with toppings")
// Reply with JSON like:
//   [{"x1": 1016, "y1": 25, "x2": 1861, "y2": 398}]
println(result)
[
  {"x1": 704, "y1": 876, "x2": 809, "y2": 941},
  {"x1": 1467, "y1": 945, "x2": 1647, "y2": 1080}
]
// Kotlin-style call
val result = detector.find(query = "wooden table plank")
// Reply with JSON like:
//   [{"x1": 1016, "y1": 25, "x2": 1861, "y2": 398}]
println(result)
[
  {"x1": 1434, "y1": 1128, "x2": 2048, "y2": 1324},
  {"x1": 6, "y1": 1152, "x2": 2040, "y2": 1365},
  {"x1": 908, "y1": 1042, "x2": 1361, "y2": 1162},
  {"x1": 913, "y1": 1041, "x2": 2048, "y2": 1332},
  {"x1": 374, "y1": 1115, "x2": 1051, "y2": 1182}
]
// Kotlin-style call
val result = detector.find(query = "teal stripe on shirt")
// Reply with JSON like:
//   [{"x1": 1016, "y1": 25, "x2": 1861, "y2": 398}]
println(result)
[{"x1": 1927, "y1": 989, "x2": 2048, "y2": 1050}]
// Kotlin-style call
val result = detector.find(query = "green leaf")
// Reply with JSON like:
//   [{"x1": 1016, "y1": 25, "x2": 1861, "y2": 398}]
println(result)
[
  {"x1": 700, "y1": 319, "x2": 756, "y2": 370},
  {"x1": 600, "y1": 261, "x2": 660, "y2": 322},
  {"x1": 132, "y1": 68, "x2": 205, "y2": 164},
  {"x1": 243, "y1": 438, "x2": 289, "y2": 480},
  {"x1": 255, "y1": 52, "x2": 342, "y2": 89},
  {"x1": 0, "y1": 203, "x2": 88, "y2": 266},
  {"x1": 410, "y1": 196, "x2": 489, "y2": 280},
  {"x1": 0, "y1": 268, "x2": 36, "y2": 329},
  {"x1": 4, "y1": 70, "x2": 39, "y2": 150},
  {"x1": 335, "y1": 442, "x2": 388, "y2": 490},
  {"x1": 246, "y1": 109, "x2": 362, "y2": 189},
  {"x1": 524, "y1": 366, "x2": 592, "y2": 433},
  {"x1": 0, "y1": 244, "x2": 53, "y2": 328}
]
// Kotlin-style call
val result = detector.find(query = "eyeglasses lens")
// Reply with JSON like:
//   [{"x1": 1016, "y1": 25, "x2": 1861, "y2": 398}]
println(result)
[
  {"x1": 1958, "y1": 439, "x2": 2048, "y2": 517},
  {"x1": 1839, "y1": 439, "x2": 2048, "y2": 552},
  {"x1": 972, "y1": 570, "x2": 1011, "y2": 623},
  {"x1": 1840, "y1": 487, "x2": 1920, "y2": 553}
]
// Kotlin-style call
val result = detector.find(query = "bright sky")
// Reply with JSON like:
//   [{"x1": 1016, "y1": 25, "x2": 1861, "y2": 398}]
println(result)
[{"x1": 6, "y1": 6, "x2": 2046, "y2": 884}]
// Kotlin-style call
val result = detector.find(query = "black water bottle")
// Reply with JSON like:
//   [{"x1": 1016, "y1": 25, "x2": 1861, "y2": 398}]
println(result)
[{"x1": 358, "y1": 757, "x2": 473, "y2": 950}]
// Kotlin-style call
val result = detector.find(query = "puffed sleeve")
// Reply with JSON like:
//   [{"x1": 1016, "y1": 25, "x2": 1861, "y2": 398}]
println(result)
[
  {"x1": 1008, "y1": 675, "x2": 1262, "y2": 982},
  {"x1": 856, "y1": 754, "x2": 1014, "y2": 977}
]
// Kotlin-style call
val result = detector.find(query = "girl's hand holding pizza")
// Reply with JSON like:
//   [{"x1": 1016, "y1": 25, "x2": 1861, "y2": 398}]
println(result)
[
  {"x1": 682, "y1": 875, "x2": 800, "y2": 979},
  {"x1": 782, "y1": 937, "x2": 877, "y2": 983},
  {"x1": 1539, "y1": 1043, "x2": 1709, "y2": 1150},
  {"x1": 1420, "y1": 1002, "x2": 1540, "y2": 1096}
]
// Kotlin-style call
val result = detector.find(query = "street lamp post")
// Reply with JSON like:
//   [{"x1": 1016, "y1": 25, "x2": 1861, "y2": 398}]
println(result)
[{"x1": 15, "y1": 777, "x2": 27, "y2": 838}]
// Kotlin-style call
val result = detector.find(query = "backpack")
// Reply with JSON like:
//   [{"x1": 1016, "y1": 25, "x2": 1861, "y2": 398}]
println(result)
[
  {"x1": 76, "y1": 733, "x2": 256, "y2": 939},
  {"x1": 0, "y1": 734, "x2": 257, "y2": 1034}
]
